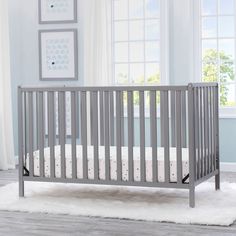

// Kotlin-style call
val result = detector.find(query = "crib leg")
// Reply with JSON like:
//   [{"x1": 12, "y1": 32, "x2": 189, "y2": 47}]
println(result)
[
  {"x1": 189, "y1": 186, "x2": 195, "y2": 208},
  {"x1": 19, "y1": 180, "x2": 24, "y2": 197},
  {"x1": 215, "y1": 173, "x2": 220, "y2": 190}
]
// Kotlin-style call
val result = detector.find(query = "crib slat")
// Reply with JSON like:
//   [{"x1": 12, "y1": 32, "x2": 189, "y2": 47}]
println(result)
[
  {"x1": 139, "y1": 91, "x2": 146, "y2": 182},
  {"x1": 206, "y1": 88, "x2": 210, "y2": 174},
  {"x1": 181, "y1": 92, "x2": 187, "y2": 147},
  {"x1": 71, "y1": 91, "x2": 77, "y2": 179},
  {"x1": 110, "y1": 92, "x2": 115, "y2": 146},
  {"x1": 200, "y1": 88, "x2": 204, "y2": 177},
  {"x1": 36, "y1": 93, "x2": 39, "y2": 150},
  {"x1": 116, "y1": 91, "x2": 122, "y2": 181},
  {"x1": 81, "y1": 91, "x2": 88, "y2": 179},
  {"x1": 24, "y1": 93, "x2": 27, "y2": 165},
  {"x1": 208, "y1": 87, "x2": 212, "y2": 173},
  {"x1": 160, "y1": 91, "x2": 164, "y2": 147},
  {"x1": 176, "y1": 91, "x2": 182, "y2": 184},
  {"x1": 104, "y1": 91, "x2": 110, "y2": 180},
  {"x1": 150, "y1": 91, "x2": 157, "y2": 182},
  {"x1": 128, "y1": 91, "x2": 134, "y2": 182},
  {"x1": 194, "y1": 88, "x2": 200, "y2": 180},
  {"x1": 193, "y1": 88, "x2": 199, "y2": 180},
  {"x1": 90, "y1": 93, "x2": 93, "y2": 146},
  {"x1": 38, "y1": 92, "x2": 44, "y2": 177},
  {"x1": 92, "y1": 92, "x2": 99, "y2": 180},
  {"x1": 28, "y1": 92, "x2": 34, "y2": 177},
  {"x1": 59, "y1": 92, "x2": 66, "y2": 179},
  {"x1": 121, "y1": 92, "x2": 124, "y2": 146},
  {"x1": 163, "y1": 91, "x2": 170, "y2": 183},
  {"x1": 204, "y1": 88, "x2": 208, "y2": 175},
  {"x1": 99, "y1": 91, "x2": 104, "y2": 145},
  {"x1": 199, "y1": 88, "x2": 203, "y2": 178},
  {"x1": 48, "y1": 92, "x2": 55, "y2": 178},
  {"x1": 171, "y1": 91, "x2": 176, "y2": 147}
]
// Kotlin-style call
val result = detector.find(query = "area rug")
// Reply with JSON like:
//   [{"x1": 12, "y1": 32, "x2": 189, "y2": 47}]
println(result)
[{"x1": 0, "y1": 182, "x2": 235, "y2": 226}]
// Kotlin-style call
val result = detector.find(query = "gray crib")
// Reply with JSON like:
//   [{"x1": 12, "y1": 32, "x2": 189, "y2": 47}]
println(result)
[{"x1": 18, "y1": 83, "x2": 220, "y2": 208}]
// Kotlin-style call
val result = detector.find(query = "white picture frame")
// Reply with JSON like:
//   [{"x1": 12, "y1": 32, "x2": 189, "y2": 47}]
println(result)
[
  {"x1": 39, "y1": 29, "x2": 78, "y2": 81},
  {"x1": 39, "y1": 0, "x2": 77, "y2": 24}
]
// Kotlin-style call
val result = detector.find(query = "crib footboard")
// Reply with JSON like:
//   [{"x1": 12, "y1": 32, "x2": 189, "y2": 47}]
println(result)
[{"x1": 18, "y1": 83, "x2": 219, "y2": 208}]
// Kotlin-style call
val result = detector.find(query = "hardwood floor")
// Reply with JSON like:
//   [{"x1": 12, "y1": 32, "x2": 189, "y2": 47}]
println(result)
[{"x1": 0, "y1": 170, "x2": 235, "y2": 236}]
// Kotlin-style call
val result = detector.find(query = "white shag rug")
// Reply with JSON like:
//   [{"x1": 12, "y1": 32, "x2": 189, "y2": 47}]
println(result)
[{"x1": 0, "y1": 182, "x2": 235, "y2": 226}]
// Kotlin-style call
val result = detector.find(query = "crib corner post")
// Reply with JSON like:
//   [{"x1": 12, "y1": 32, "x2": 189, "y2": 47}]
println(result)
[
  {"x1": 19, "y1": 178, "x2": 24, "y2": 197},
  {"x1": 188, "y1": 83, "x2": 196, "y2": 208},
  {"x1": 215, "y1": 84, "x2": 220, "y2": 191},
  {"x1": 18, "y1": 86, "x2": 25, "y2": 198},
  {"x1": 189, "y1": 186, "x2": 195, "y2": 208}
]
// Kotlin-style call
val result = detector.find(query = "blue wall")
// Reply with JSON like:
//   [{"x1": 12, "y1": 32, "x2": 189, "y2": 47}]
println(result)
[
  {"x1": 8, "y1": 0, "x2": 236, "y2": 163},
  {"x1": 8, "y1": 0, "x2": 84, "y2": 154},
  {"x1": 219, "y1": 119, "x2": 236, "y2": 162}
]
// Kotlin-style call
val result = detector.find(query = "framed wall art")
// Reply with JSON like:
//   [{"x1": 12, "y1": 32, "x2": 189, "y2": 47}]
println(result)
[
  {"x1": 39, "y1": 29, "x2": 78, "y2": 81},
  {"x1": 39, "y1": 0, "x2": 77, "y2": 24}
]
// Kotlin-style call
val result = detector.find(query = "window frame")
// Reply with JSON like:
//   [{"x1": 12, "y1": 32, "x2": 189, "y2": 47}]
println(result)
[
  {"x1": 194, "y1": 0, "x2": 236, "y2": 118},
  {"x1": 111, "y1": 0, "x2": 169, "y2": 87}
]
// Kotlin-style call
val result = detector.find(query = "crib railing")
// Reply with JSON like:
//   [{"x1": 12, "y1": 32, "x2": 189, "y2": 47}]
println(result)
[
  {"x1": 18, "y1": 83, "x2": 219, "y2": 207},
  {"x1": 192, "y1": 84, "x2": 220, "y2": 185}
]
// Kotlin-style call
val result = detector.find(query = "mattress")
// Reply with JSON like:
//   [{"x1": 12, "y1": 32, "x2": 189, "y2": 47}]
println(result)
[{"x1": 26, "y1": 145, "x2": 189, "y2": 182}]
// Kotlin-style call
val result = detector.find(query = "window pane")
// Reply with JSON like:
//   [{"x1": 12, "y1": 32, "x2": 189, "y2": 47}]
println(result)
[
  {"x1": 146, "y1": 42, "x2": 160, "y2": 61},
  {"x1": 220, "y1": 83, "x2": 236, "y2": 107},
  {"x1": 114, "y1": 0, "x2": 128, "y2": 20},
  {"x1": 218, "y1": 16, "x2": 235, "y2": 37},
  {"x1": 115, "y1": 21, "x2": 128, "y2": 41},
  {"x1": 145, "y1": 0, "x2": 160, "y2": 18},
  {"x1": 202, "y1": 17, "x2": 217, "y2": 38},
  {"x1": 130, "y1": 63, "x2": 144, "y2": 83},
  {"x1": 115, "y1": 43, "x2": 128, "y2": 62},
  {"x1": 115, "y1": 64, "x2": 129, "y2": 84},
  {"x1": 202, "y1": 61, "x2": 218, "y2": 82},
  {"x1": 219, "y1": 39, "x2": 235, "y2": 60},
  {"x1": 145, "y1": 19, "x2": 160, "y2": 40},
  {"x1": 220, "y1": 61, "x2": 235, "y2": 83},
  {"x1": 219, "y1": 0, "x2": 235, "y2": 15},
  {"x1": 202, "y1": 39, "x2": 217, "y2": 60},
  {"x1": 201, "y1": 0, "x2": 217, "y2": 15},
  {"x1": 130, "y1": 42, "x2": 144, "y2": 62},
  {"x1": 129, "y1": 20, "x2": 144, "y2": 41},
  {"x1": 129, "y1": 0, "x2": 144, "y2": 19},
  {"x1": 146, "y1": 63, "x2": 160, "y2": 83}
]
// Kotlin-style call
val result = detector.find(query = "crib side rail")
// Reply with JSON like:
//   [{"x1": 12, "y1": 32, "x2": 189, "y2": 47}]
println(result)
[
  {"x1": 19, "y1": 84, "x2": 213, "y2": 189},
  {"x1": 190, "y1": 83, "x2": 219, "y2": 184}
]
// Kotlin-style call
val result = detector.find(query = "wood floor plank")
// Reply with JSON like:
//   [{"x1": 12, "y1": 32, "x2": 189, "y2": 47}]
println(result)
[{"x1": 0, "y1": 169, "x2": 235, "y2": 236}]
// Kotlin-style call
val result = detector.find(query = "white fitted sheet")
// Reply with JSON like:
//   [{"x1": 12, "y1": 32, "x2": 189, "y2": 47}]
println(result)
[{"x1": 26, "y1": 145, "x2": 189, "y2": 182}]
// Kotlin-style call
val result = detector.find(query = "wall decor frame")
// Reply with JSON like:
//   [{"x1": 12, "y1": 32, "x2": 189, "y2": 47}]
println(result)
[
  {"x1": 39, "y1": 0, "x2": 77, "y2": 24},
  {"x1": 39, "y1": 29, "x2": 78, "y2": 81}
]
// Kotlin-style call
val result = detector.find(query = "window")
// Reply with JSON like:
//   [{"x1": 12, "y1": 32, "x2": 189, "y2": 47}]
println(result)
[
  {"x1": 200, "y1": 0, "x2": 236, "y2": 108},
  {"x1": 112, "y1": 0, "x2": 168, "y2": 86}
]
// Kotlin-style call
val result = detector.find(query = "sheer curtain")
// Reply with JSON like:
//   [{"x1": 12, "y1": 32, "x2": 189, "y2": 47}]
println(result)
[
  {"x1": 82, "y1": 0, "x2": 112, "y2": 86},
  {"x1": 0, "y1": 0, "x2": 15, "y2": 170}
]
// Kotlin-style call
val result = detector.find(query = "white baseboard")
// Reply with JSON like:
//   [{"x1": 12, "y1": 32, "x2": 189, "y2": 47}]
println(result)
[
  {"x1": 15, "y1": 156, "x2": 19, "y2": 165},
  {"x1": 220, "y1": 162, "x2": 236, "y2": 172}
]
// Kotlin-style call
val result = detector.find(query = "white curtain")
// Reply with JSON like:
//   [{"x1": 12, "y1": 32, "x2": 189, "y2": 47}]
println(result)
[
  {"x1": 82, "y1": 0, "x2": 113, "y2": 86},
  {"x1": 0, "y1": 0, "x2": 15, "y2": 170}
]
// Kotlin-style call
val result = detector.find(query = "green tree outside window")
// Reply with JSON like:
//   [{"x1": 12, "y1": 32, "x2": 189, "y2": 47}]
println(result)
[{"x1": 202, "y1": 49, "x2": 235, "y2": 106}]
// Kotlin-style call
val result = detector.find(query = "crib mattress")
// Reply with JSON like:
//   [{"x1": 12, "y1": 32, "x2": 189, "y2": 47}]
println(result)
[{"x1": 27, "y1": 145, "x2": 189, "y2": 182}]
